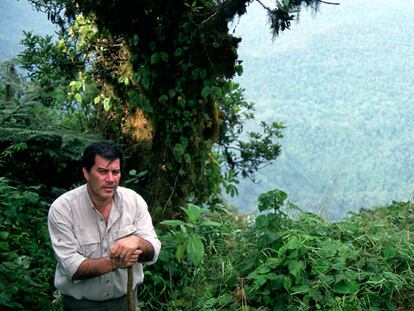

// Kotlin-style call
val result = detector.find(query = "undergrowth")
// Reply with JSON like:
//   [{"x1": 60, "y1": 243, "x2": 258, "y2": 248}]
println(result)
[
  {"x1": 140, "y1": 190, "x2": 414, "y2": 311},
  {"x1": 1, "y1": 181, "x2": 413, "y2": 311}
]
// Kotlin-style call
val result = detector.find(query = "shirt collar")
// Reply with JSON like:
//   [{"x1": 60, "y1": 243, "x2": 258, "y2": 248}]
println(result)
[{"x1": 82, "y1": 184, "x2": 122, "y2": 211}]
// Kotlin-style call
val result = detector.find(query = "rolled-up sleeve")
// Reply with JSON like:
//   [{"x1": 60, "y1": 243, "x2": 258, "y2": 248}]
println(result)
[
  {"x1": 132, "y1": 196, "x2": 161, "y2": 265},
  {"x1": 48, "y1": 201, "x2": 86, "y2": 279}
]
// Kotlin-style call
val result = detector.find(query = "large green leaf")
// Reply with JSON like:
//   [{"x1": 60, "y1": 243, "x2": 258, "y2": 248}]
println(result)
[
  {"x1": 183, "y1": 203, "x2": 203, "y2": 224},
  {"x1": 288, "y1": 260, "x2": 305, "y2": 280},
  {"x1": 186, "y1": 234, "x2": 204, "y2": 266},
  {"x1": 159, "y1": 220, "x2": 186, "y2": 227},
  {"x1": 331, "y1": 280, "x2": 359, "y2": 295}
]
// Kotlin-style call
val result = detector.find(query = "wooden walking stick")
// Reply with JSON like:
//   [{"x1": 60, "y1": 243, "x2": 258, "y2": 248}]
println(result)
[
  {"x1": 127, "y1": 266, "x2": 135, "y2": 311},
  {"x1": 127, "y1": 249, "x2": 142, "y2": 311}
]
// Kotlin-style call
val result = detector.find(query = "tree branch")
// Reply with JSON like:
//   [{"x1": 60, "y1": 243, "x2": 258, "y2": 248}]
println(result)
[{"x1": 318, "y1": 0, "x2": 340, "y2": 5}]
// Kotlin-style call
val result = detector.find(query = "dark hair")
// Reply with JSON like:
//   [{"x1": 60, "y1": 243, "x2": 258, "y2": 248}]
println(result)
[{"x1": 82, "y1": 141, "x2": 125, "y2": 171}]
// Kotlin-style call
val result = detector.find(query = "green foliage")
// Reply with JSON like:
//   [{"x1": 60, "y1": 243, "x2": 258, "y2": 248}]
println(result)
[
  {"x1": 0, "y1": 59, "x2": 101, "y2": 190},
  {"x1": 17, "y1": 28, "x2": 100, "y2": 131},
  {"x1": 239, "y1": 195, "x2": 414, "y2": 310},
  {"x1": 216, "y1": 81, "x2": 284, "y2": 181},
  {"x1": 139, "y1": 203, "x2": 246, "y2": 310},
  {"x1": 0, "y1": 177, "x2": 57, "y2": 311},
  {"x1": 139, "y1": 193, "x2": 414, "y2": 311},
  {"x1": 160, "y1": 203, "x2": 221, "y2": 266}
]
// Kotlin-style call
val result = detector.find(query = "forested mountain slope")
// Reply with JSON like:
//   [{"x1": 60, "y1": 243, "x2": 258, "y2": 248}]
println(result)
[{"x1": 231, "y1": 0, "x2": 414, "y2": 220}]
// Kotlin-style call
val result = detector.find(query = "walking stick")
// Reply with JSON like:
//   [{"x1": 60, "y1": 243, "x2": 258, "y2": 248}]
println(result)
[{"x1": 127, "y1": 266, "x2": 135, "y2": 311}]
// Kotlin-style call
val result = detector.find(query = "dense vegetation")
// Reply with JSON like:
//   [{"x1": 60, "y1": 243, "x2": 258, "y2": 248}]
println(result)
[
  {"x1": 2, "y1": 178, "x2": 414, "y2": 310},
  {"x1": 1, "y1": 0, "x2": 414, "y2": 310}
]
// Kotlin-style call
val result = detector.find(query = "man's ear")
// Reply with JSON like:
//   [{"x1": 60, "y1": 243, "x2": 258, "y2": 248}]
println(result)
[{"x1": 82, "y1": 167, "x2": 90, "y2": 181}]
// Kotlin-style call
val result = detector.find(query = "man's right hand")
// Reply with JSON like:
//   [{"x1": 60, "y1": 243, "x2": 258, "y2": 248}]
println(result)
[{"x1": 111, "y1": 249, "x2": 142, "y2": 269}]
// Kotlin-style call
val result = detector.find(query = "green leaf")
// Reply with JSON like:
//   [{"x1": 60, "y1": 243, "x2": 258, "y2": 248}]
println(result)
[
  {"x1": 199, "y1": 220, "x2": 221, "y2": 227},
  {"x1": 151, "y1": 53, "x2": 160, "y2": 64},
  {"x1": 311, "y1": 259, "x2": 330, "y2": 275},
  {"x1": 158, "y1": 94, "x2": 168, "y2": 103},
  {"x1": 183, "y1": 203, "x2": 202, "y2": 224},
  {"x1": 256, "y1": 265, "x2": 271, "y2": 274},
  {"x1": 17, "y1": 256, "x2": 31, "y2": 269},
  {"x1": 331, "y1": 280, "x2": 359, "y2": 295},
  {"x1": 283, "y1": 276, "x2": 292, "y2": 290},
  {"x1": 217, "y1": 294, "x2": 233, "y2": 306},
  {"x1": 132, "y1": 34, "x2": 139, "y2": 46},
  {"x1": 0, "y1": 241, "x2": 9, "y2": 250},
  {"x1": 103, "y1": 98, "x2": 111, "y2": 111},
  {"x1": 137, "y1": 94, "x2": 153, "y2": 113},
  {"x1": 383, "y1": 246, "x2": 397, "y2": 259},
  {"x1": 130, "y1": 54, "x2": 138, "y2": 62},
  {"x1": 257, "y1": 189, "x2": 288, "y2": 212},
  {"x1": 331, "y1": 258, "x2": 347, "y2": 271},
  {"x1": 0, "y1": 231, "x2": 9, "y2": 240},
  {"x1": 318, "y1": 241, "x2": 339, "y2": 259},
  {"x1": 291, "y1": 284, "x2": 310, "y2": 294},
  {"x1": 74, "y1": 93, "x2": 82, "y2": 103},
  {"x1": 176, "y1": 242, "x2": 186, "y2": 262},
  {"x1": 265, "y1": 257, "x2": 281, "y2": 269},
  {"x1": 253, "y1": 274, "x2": 267, "y2": 289},
  {"x1": 255, "y1": 214, "x2": 269, "y2": 229},
  {"x1": 267, "y1": 274, "x2": 284, "y2": 289},
  {"x1": 285, "y1": 237, "x2": 301, "y2": 250},
  {"x1": 201, "y1": 86, "x2": 211, "y2": 98},
  {"x1": 160, "y1": 52, "x2": 169, "y2": 62},
  {"x1": 235, "y1": 64, "x2": 243, "y2": 76},
  {"x1": 174, "y1": 47, "x2": 183, "y2": 57},
  {"x1": 160, "y1": 220, "x2": 186, "y2": 227},
  {"x1": 168, "y1": 89, "x2": 176, "y2": 98},
  {"x1": 187, "y1": 234, "x2": 204, "y2": 265},
  {"x1": 288, "y1": 260, "x2": 305, "y2": 280}
]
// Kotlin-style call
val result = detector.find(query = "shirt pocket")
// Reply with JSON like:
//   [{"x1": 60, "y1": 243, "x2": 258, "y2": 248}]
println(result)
[{"x1": 77, "y1": 232, "x2": 100, "y2": 258}]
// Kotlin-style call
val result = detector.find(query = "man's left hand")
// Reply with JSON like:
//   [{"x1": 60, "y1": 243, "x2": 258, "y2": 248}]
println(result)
[{"x1": 110, "y1": 235, "x2": 141, "y2": 266}]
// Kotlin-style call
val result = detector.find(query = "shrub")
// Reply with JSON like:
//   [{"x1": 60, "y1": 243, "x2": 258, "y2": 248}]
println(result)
[{"x1": 0, "y1": 177, "x2": 56, "y2": 311}]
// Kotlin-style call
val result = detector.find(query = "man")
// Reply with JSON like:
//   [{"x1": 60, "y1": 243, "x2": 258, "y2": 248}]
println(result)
[{"x1": 48, "y1": 140, "x2": 161, "y2": 310}]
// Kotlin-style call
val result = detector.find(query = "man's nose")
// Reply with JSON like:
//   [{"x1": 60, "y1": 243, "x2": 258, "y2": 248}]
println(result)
[{"x1": 106, "y1": 172, "x2": 115, "y2": 182}]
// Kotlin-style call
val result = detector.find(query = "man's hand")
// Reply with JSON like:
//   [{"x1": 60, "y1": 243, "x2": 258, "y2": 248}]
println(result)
[
  {"x1": 111, "y1": 249, "x2": 142, "y2": 269},
  {"x1": 110, "y1": 236, "x2": 141, "y2": 268},
  {"x1": 72, "y1": 235, "x2": 155, "y2": 279},
  {"x1": 111, "y1": 235, "x2": 155, "y2": 265}
]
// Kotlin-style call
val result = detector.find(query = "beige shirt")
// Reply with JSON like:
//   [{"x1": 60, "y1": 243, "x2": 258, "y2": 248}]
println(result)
[{"x1": 48, "y1": 184, "x2": 161, "y2": 301}]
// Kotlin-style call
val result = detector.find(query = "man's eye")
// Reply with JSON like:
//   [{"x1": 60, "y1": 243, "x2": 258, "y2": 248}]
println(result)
[
  {"x1": 112, "y1": 170, "x2": 121, "y2": 176},
  {"x1": 97, "y1": 169, "x2": 108, "y2": 174}
]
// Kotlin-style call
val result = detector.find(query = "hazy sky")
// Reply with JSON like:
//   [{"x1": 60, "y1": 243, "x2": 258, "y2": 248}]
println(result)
[{"x1": 0, "y1": 0, "x2": 55, "y2": 60}]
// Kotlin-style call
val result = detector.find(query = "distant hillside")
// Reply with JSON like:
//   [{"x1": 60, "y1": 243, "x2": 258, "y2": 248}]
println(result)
[
  {"x1": 230, "y1": 0, "x2": 414, "y2": 220},
  {"x1": 0, "y1": 0, "x2": 55, "y2": 61}
]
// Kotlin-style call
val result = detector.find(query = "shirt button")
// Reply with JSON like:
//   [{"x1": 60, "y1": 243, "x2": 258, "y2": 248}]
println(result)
[{"x1": 106, "y1": 279, "x2": 109, "y2": 284}]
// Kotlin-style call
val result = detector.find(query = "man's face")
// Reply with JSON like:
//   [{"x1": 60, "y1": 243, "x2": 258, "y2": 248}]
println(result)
[{"x1": 83, "y1": 155, "x2": 121, "y2": 203}]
